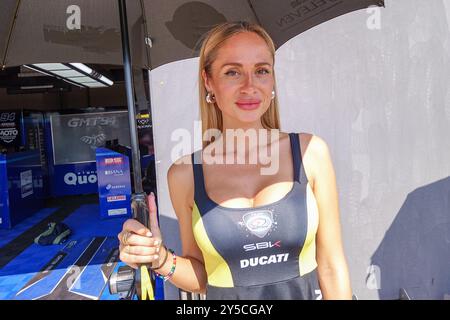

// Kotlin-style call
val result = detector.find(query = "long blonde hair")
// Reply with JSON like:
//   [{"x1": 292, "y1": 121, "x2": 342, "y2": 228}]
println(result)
[{"x1": 198, "y1": 21, "x2": 281, "y2": 148}]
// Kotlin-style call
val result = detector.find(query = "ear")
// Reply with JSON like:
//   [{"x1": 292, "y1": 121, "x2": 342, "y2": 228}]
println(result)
[{"x1": 202, "y1": 69, "x2": 213, "y2": 93}]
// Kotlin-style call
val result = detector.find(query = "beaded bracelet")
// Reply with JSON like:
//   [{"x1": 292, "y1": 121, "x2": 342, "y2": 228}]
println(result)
[{"x1": 153, "y1": 248, "x2": 176, "y2": 281}]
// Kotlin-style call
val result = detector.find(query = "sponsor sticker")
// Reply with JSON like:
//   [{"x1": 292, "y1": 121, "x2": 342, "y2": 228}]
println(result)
[
  {"x1": 105, "y1": 184, "x2": 126, "y2": 191},
  {"x1": 20, "y1": 170, "x2": 33, "y2": 198},
  {"x1": 107, "y1": 195, "x2": 126, "y2": 202},
  {"x1": 104, "y1": 157, "x2": 123, "y2": 165},
  {"x1": 107, "y1": 208, "x2": 128, "y2": 216},
  {"x1": 104, "y1": 169, "x2": 124, "y2": 176}
]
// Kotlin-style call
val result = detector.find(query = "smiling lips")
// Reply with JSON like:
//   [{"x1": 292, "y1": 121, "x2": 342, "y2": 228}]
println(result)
[{"x1": 236, "y1": 99, "x2": 261, "y2": 110}]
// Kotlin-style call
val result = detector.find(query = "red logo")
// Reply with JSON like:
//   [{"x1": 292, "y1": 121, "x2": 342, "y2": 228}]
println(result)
[
  {"x1": 104, "y1": 157, "x2": 123, "y2": 165},
  {"x1": 107, "y1": 195, "x2": 126, "y2": 202}
]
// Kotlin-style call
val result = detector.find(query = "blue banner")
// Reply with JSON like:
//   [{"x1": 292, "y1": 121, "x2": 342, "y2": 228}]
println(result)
[
  {"x1": 50, "y1": 162, "x2": 98, "y2": 197},
  {"x1": 50, "y1": 162, "x2": 97, "y2": 196},
  {"x1": 0, "y1": 111, "x2": 22, "y2": 151},
  {"x1": 96, "y1": 148, "x2": 131, "y2": 219},
  {"x1": 0, "y1": 150, "x2": 44, "y2": 229},
  {"x1": 0, "y1": 154, "x2": 8, "y2": 228},
  {"x1": 50, "y1": 112, "x2": 130, "y2": 165},
  {"x1": 44, "y1": 111, "x2": 131, "y2": 197}
]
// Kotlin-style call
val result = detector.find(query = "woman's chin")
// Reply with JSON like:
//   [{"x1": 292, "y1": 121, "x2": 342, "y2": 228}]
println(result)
[
  {"x1": 234, "y1": 117, "x2": 264, "y2": 127},
  {"x1": 221, "y1": 108, "x2": 267, "y2": 127}
]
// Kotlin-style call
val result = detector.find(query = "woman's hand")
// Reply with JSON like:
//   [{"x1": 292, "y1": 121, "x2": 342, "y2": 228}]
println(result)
[{"x1": 118, "y1": 192, "x2": 163, "y2": 269}]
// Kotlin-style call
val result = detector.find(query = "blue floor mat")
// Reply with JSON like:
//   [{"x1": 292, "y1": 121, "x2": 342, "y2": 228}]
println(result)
[
  {"x1": 0, "y1": 207, "x2": 58, "y2": 248},
  {"x1": 0, "y1": 202, "x2": 127, "y2": 300}
]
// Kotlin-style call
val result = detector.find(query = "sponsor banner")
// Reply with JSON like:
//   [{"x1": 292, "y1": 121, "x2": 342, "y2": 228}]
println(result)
[
  {"x1": 96, "y1": 147, "x2": 131, "y2": 219},
  {"x1": 50, "y1": 111, "x2": 130, "y2": 165},
  {"x1": 0, "y1": 150, "x2": 44, "y2": 229},
  {"x1": 51, "y1": 163, "x2": 98, "y2": 196},
  {"x1": 0, "y1": 111, "x2": 21, "y2": 147},
  {"x1": 0, "y1": 154, "x2": 8, "y2": 227}
]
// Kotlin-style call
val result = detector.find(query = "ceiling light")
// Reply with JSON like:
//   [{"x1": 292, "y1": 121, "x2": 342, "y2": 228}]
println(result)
[
  {"x1": 20, "y1": 85, "x2": 54, "y2": 90},
  {"x1": 23, "y1": 63, "x2": 114, "y2": 88}
]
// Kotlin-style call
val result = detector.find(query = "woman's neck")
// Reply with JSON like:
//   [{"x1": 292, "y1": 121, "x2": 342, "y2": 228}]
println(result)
[{"x1": 208, "y1": 126, "x2": 280, "y2": 158}]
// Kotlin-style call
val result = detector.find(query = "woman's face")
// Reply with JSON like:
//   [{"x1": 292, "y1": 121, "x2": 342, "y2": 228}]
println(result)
[{"x1": 203, "y1": 32, "x2": 275, "y2": 128}]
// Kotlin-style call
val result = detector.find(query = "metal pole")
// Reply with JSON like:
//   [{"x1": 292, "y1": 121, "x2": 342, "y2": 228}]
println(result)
[
  {"x1": 114, "y1": 1, "x2": 155, "y2": 300},
  {"x1": 118, "y1": 0, "x2": 143, "y2": 193}
]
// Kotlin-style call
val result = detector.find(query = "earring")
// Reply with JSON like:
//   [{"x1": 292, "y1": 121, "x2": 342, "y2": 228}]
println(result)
[
  {"x1": 271, "y1": 90, "x2": 276, "y2": 100},
  {"x1": 206, "y1": 92, "x2": 215, "y2": 104}
]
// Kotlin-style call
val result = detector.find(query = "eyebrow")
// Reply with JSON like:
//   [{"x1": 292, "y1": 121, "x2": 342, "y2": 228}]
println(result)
[{"x1": 220, "y1": 62, "x2": 272, "y2": 69}]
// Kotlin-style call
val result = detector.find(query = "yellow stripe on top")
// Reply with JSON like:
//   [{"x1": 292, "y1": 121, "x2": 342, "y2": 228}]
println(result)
[
  {"x1": 192, "y1": 202, "x2": 234, "y2": 287},
  {"x1": 298, "y1": 183, "x2": 319, "y2": 276}
]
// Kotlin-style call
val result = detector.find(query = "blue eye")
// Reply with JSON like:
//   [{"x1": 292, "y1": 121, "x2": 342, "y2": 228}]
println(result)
[{"x1": 225, "y1": 70, "x2": 239, "y2": 76}]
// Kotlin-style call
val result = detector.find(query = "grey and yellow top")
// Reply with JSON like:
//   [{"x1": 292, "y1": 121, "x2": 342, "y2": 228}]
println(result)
[{"x1": 191, "y1": 133, "x2": 321, "y2": 299}]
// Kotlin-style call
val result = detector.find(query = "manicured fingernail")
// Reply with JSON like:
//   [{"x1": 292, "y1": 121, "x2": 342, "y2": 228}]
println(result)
[
  {"x1": 154, "y1": 254, "x2": 159, "y2": 259},
  {"x1": 154, "y1": 240, "x2": 160, "y2": 246},
  {"x1": 156, "y1": 247, "x2": 160, "y2": 253},
  {"x1": 146, "y1": 231, "x2": 152, "y2": 237}
]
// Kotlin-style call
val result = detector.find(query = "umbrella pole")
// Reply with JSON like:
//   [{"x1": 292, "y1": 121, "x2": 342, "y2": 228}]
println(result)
[
  {"x1": 116, "y1": 0, "x2": 154, "y2": 300},
  {"x1": 118, "y1": 0, "x2": 143, "y2": 193}
]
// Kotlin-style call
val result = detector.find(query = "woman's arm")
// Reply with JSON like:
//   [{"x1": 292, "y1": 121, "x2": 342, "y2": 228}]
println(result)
[
  {"x1": 306, "y1": 134, "x2": 352, "y2": 299},
  {"x1": 118, "y1": 155, "x2": 208, "y2": 294},
  {"x1": 160, "y1": 156, "x2": 208, "y2": 294}
]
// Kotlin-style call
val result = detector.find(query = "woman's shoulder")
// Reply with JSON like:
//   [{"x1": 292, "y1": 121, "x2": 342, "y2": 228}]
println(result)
[
  {"x1": 288, "y1": 132, "x2": 332, "y2": 187},
  {"x1": 285, "y1": 131, "x2": 329, "y2": 157},
  {"x1": 167, "y1": 153, "x2": 194, "y2": 183},
  {"x1": 300, "y1": 133, "x2": 330, "y2": 160},
  {"x1": 167, "y1": 153, "x2": 195, "y2": 212}
]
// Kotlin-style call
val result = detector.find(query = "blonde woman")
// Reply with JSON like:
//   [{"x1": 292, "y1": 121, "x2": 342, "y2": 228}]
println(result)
[{"x1": 118, "y1": 22, "x2": 352, "y2": 300}]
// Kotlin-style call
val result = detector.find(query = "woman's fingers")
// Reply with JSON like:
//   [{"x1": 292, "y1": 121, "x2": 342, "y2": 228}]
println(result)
[
  {"x1": 118, "y1": 197, "x2": 165, "y2": 269},
  {"x1": 120, "y1": 244, "x2": 159, "y2": 256},
  {"x1": 148, "y1": 192, "x2": 162, "y2": 240},
  {"x1": 120, "y1": 249, "x2": 161, "y2": 265},
  {"x1": 121, "y1": 233, "x2": 160, "y2": 247},
  {"x1": 123, "y1": 219, "x2": 152, "y2": 237},
  {"x1": 118, "y1": 232, "x2": 162, "y2": 268}
]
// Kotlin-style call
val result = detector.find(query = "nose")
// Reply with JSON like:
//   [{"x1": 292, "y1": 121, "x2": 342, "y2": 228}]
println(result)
[{"x1": 240, "y1": 72, "x2": 257, "y2": 94}]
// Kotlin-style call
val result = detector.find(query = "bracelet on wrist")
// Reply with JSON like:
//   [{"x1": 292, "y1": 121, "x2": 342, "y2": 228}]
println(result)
[{"x1": 153, "y1": 249, "x2": 176, "y2": 281}]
